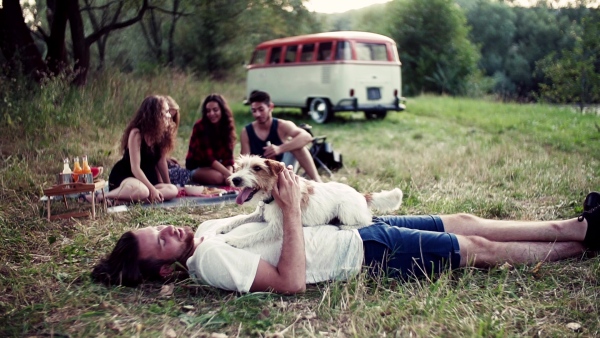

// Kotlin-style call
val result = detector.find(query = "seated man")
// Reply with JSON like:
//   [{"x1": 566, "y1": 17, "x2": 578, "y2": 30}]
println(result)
[
  {"x1": 91, "y1": 168, "x2": 600, "y2": 293},
  {"x1": 241, "y1": 90, "x2": 322, "y2": 182}
]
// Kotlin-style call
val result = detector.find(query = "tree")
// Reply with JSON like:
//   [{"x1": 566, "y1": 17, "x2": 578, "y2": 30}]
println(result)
[
  {"x1": 138, "y1": 0, "x2": 186, "y2": 66},
  {"x1": 0, "y1": 0, "x2": 48, "y2": 81},
  {"x1": 386, "y1": 0, "x2": 479, "y2": 96},
  {"x1": 177, "y1": 0, "x2": 319, "y2": 78},
  {"x1": 536, "y1": 13, "x2": 600, "y2": 110},
  {"x1": 463, "y1": 0, "x2": 582, "y2": 100},
  {"x1": 0, "y1": 0, "x2": 149, "y2": 85}
]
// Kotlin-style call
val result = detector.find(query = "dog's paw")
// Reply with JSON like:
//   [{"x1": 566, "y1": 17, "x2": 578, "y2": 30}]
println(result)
[
  {"x1": 223, "y1": 238, "x2": 245, "y2": 248},
  {"x1": 216, "y1": 224, "x2": 233, "y2": 235}
]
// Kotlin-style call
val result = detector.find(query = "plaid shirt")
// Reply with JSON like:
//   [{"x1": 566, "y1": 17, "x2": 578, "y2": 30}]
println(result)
[{"x1": 185, "y1": 120, "x2": 234, "y2": 170}]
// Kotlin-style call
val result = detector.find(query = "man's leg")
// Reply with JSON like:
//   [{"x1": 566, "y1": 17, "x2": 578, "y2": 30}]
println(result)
[
  {"x1": 441, "y1": 213, "x2": 587, "y2": 243},
  {"x1": 290, "y1": 147, "x2": 322, "y2": 182},
  {"x1": 455, "y1": 235, "x2": 584, "y2": 267}
]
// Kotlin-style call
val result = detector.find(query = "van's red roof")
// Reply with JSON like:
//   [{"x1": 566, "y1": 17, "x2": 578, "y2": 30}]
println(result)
[{"x1": 256, "y1": 31, "x2": 396, "y2": 49}]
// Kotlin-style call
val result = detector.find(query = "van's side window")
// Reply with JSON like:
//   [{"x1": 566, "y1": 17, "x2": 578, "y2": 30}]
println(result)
[
  {"x1": 300, "y1": 44, "x2": 315, "y2": 62},
  {"x1": 284, "y1": 45, "x2": 298, "y2": 63},
  {"x1": 335, "y1": 41, "x2": 351, "y2": 60},
  {"x1": 317, "y1": 42, "x2": 333, "y2": 61},
  {"x1": 269, "y1": 47, "x2": 282, "y2": 64},
  {"x1": 252, "y1": 49, "x2": 267, "y2": 65},
  {"x1": 355, "y1": 43, "x2": 388, "y2": 61}
]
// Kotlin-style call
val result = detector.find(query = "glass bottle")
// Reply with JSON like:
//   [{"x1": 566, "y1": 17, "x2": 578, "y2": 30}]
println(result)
[
  {"x1": 82, "y1": 155, "x2": 92, "y2": 174},
  {"x1": 73, "y1": 156, "x2": 82, "y2": 174},
  {"x1": 62, "y1": 158, "x2": 72, "y2": 174},
  {"x1": 72, "y1": 156, "x2": 82, "y2": 182}
]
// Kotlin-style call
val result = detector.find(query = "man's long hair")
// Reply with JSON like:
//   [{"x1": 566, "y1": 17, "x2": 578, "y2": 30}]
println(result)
[
  {"x1": 119, "y1": 95, "x2": 175, "y2": 157},
  {"x1": 200, "y1": 94, "x2": 237, "y2": 150},
  {"x1": 91, "y1": 231, "x2": 169, "y2": 287}
]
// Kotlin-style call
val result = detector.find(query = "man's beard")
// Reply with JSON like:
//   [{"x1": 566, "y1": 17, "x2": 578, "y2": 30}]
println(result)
[{"x1": 176, "y1": 226, "x2": 196, "y2": 266}]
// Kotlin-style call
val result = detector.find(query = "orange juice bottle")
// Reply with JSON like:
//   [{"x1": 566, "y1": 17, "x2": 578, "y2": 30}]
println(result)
[
  {"x1": 73, "y1": 156, "x2": 82, "y2": 182},
  {"x1": 82, "y1": 155, "x2": 92, "y2": 174}
]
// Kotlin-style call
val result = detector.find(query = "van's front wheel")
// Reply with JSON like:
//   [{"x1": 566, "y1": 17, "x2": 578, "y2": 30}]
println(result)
[
  {"x1": 309, "y1": 98, "x2": 332, "y2": 124},
  {"x1": 364, "y1": 110, "x2": 387, "y2": 120}
]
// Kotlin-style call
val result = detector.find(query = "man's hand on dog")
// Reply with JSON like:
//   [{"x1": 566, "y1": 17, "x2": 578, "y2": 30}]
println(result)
[{"x1": 272, "y1": 164, "x2": 301, "y2": 215}]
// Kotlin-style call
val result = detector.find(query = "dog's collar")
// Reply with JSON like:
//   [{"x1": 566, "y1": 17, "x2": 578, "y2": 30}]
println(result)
[{"x1": 263, "y1": 196, "x2": 274, "y2": 205}]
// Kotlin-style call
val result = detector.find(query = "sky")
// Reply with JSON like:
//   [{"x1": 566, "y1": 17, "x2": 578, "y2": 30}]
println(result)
[
  {"x1": 304, "y1": 0, "x2": 392, "y2": 13},
  {"x1": 302, "y1": 0, "x2": 596, "y2": 13}
]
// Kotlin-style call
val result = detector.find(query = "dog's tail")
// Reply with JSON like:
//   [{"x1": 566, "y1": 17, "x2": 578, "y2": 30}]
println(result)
[{"x1": 366, "y1": 188, "x2": 403, "y2": 212}]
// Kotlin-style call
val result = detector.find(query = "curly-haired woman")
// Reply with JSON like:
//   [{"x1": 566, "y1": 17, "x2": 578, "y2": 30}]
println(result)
[
  {"x1": 185, "y1": 94, "x2": 237, "y2": 185},
  {"x1": 104, "y1": 95, "x2": 179, "y2": 203}
]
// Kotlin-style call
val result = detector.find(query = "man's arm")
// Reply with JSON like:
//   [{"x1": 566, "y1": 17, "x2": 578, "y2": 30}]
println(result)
[
  {"x1": 263, "y1": 120, "x2": 312, "y2": 159},
  {"x1": 249, "y1": 167, "x2": 306, "y2": 294},
  {"x1": 240, "y1": 128, "x2": 250, "y2": 155}
]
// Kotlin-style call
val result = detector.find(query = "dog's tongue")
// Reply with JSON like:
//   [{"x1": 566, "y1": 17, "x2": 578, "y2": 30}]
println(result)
[{"x1": 236, "y1": 188, "x2": 254, "y2": 205}]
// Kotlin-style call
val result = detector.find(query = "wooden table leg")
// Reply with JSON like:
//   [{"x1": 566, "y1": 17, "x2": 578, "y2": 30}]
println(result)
[
  {"x1": 47, "y1": 198, "x2": 51, "y2": 221},
  {"x1": 91, "y1": 190, "x2": 96, "y2": 219}
]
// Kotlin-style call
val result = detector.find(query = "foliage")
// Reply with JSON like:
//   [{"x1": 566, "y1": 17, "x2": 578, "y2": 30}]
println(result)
[
  {"x1": 1, "y1": 73, "x2": 600, "y2": 336},
  {"x1": 165, "y1": 0, "x2": 320, "y2": 78},
  {"x1": 463, "y1": 0, "x2": 593, "y2": 100},
  {"x1": 386, "y1": 0, "x2": 480, "y2": 96},
  {"x1": 536, "y1": 13, "x2": 600, "y2": 109}
]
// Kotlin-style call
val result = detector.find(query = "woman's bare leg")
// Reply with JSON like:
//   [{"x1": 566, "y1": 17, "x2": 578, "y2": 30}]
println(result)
[
  {"x1": 87, "y1": 178, "x2": 150, "y2": 203},
  {"x1": 456, "y1": 235, "x2": 585, "y2": 267},
  {"x1": 155, "y1": 183, "x2": 178, "y2": 201},
  {"x1": 441, "y1": 213, "x2": 587, "y2": 243},
  {"x1": 191, "y1": 168, "x2": 226, "y2": 185}
]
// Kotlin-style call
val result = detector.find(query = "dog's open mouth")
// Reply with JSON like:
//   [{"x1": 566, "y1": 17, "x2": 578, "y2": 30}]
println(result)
[{"x1": 236, "y1": 188, "x2": 257, "y2": 205}]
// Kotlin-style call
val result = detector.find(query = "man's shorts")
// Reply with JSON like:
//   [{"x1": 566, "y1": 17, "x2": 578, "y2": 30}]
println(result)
[{"x1": 357, "y1": 215, "x2": 461, "y2": 280}]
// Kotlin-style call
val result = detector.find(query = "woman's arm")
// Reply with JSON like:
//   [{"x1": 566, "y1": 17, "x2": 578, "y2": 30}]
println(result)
[
  {"x1": 156, "y1": 155, "x2": 171, "y2": 184},
  {"x1": 211, "y1": 160, "x2": 232, "y2": 178},
  {"x1": 240, "y1": 128, "x2": 250, "y2": 155},
  {"x1": 249, "y1": 167, "x2": 306, "y2": 294},
  {"x1": 185, "y1": 121, "x2": 205, "y2": 170}
]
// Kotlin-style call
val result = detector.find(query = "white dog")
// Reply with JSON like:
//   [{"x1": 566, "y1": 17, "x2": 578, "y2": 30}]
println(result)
[{"x1": 217, "y1": 155, "x2": 403, "y2": 248}]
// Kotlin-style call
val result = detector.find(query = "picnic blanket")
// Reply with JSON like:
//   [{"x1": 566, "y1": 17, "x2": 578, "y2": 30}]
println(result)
[{"x1": 107, "y1": 186, "x2": 238, "y2": 213}]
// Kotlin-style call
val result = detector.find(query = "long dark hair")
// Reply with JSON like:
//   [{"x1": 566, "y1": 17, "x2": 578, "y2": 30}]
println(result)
[
  {"x1": 91, "y1": 231, "x2": 169, "y2": 287},
  {"x1": 200, "y1": 94, "x2": 237, "y2": 150},
  {"x1": 120, "y1": 95, "x2": 175, "y2": 156}
]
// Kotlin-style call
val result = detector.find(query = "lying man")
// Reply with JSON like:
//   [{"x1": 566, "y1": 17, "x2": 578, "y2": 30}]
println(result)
[{"x1": 92, "y1": 167, "x2": 599, "y2": 293}]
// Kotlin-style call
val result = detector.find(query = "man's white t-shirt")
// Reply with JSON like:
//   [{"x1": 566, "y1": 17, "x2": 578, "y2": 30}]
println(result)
[{"x1": 186, "y1": 217, "x2": 364, "y2": 293}]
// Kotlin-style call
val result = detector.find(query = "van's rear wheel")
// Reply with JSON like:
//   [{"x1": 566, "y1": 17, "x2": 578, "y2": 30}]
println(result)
[
  {"x1": 364, "y1": 110, "x2": 387, "y2": 120},
  {"x1": 309, "y1": 98, "x2": 332, "y2": 124}
]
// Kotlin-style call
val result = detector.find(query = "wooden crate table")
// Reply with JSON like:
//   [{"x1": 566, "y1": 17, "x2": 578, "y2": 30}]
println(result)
[{"x1": 42, "y1": 179, "x2": 107, "y2": 221}]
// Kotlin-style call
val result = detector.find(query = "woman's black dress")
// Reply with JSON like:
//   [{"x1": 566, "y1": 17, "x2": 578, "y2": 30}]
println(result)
[{"x1": 108, "y1": 141, "x2": 161, "y2": 191}]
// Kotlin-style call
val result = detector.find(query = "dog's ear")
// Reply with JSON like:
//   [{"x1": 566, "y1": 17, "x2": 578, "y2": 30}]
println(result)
[{"x1": 265, "y1": 159, "x2": 285, "y2": 176}]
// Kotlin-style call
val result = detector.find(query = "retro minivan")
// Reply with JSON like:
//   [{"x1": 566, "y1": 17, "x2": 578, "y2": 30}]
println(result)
[{"x1": 245, "y1": 31, "x2": 405, "y2": 123}]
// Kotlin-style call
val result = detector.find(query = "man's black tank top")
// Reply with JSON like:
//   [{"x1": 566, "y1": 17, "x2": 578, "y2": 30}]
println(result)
[{"x1": 245, "y1": 118, "x2": 284, "y2": 161}]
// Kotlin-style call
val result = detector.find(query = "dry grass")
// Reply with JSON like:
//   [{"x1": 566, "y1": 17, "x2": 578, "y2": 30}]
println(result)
[{"x1": 1, "y1": 73, "x2": 599, "y2": 337}]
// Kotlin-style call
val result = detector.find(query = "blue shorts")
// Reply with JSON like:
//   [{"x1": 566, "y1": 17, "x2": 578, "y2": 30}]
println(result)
[{"x1": 358, "y1": 215, "x2": 461, "y2": 280}]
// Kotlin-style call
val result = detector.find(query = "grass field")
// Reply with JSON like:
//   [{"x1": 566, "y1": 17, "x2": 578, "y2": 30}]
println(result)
[{"x1": 1, "y1": 72, "x2": 599, "y2": 337}]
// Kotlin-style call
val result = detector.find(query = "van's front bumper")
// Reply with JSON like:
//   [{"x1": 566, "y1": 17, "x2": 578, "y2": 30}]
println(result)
[{"x1": 333, "y1": 97, "x2": 406, "y2": 112}]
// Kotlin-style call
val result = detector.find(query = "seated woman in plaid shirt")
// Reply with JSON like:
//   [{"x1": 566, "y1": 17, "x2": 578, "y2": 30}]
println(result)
[{"x1": 185, "y1": 94, "x2": 237, "y2": 185}]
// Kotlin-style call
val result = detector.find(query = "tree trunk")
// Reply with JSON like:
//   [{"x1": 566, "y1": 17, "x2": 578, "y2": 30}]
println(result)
[
  {"x1": 67, "y1": 0, "x2": 88, "y2": 86},
  {"x1": 167, "y1": 0, "x2": 181, "y2": 65},
  {"x1": 46, "y1": 0, "x2": 69, "y2": 75},
  {"x1": 0, "y1": 0, "x2": 47, "y2": 81}
]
